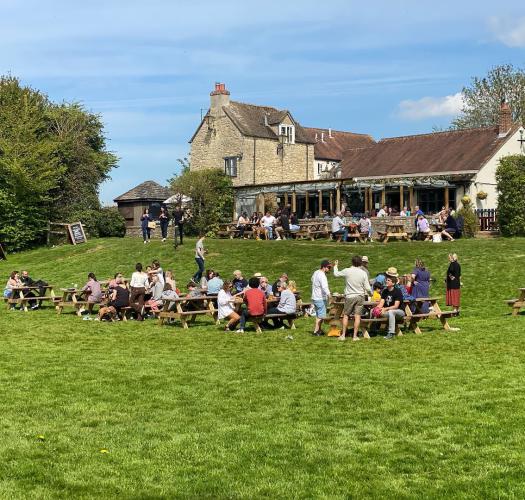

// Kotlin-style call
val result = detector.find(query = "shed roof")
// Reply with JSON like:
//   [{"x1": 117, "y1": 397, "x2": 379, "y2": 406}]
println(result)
[{"x1": 114, "y1": 181, "x2": 171, "y2": 202}]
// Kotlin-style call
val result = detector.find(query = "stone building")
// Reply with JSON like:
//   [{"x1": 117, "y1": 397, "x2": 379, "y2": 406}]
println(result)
[
  {"x1": 189, "y1": 83, "x2": 371, "y2": 217},
  {"x1": 114, "y1": 180, "x2": 171, "y2": 227}
]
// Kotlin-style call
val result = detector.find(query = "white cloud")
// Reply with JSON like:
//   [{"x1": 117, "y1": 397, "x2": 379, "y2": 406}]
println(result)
[
  {"x1": 398, "y1": 93, "x2": 463, "y2": 120},
  {"x1": 489, "y1": 16, "x2": 525, "y2": 48}
]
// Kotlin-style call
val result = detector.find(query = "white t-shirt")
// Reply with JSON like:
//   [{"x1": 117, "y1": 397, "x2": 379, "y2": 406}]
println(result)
[
  {"x1": 195, "y1": 238, "x2": 205, "y2": 258},
  {"x1": 217, "y1": 289, "x2": 235, "y2": 319},
  {"x1": 311, "y1": 269, "x2": 331, "y2": 301},
  {"x1": 377, "y1": 209, "x2": 387, "y2": 217},
  {"x1": 260, "y1": 215, "x2": 276, "y2": 227},
  {"x1": 130, "y1": 271, "x2": 148, "y2": 288},
  {"x1": 331, "y1": 216, "x2": 344, "y2": 233}
]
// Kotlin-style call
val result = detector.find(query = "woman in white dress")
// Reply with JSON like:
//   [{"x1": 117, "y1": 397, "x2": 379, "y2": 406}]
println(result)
[{"x1": 217, "y1": 281, "x2": 240, "y2": 331}]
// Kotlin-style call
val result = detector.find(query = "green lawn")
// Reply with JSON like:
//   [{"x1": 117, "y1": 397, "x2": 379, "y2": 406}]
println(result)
[{"x1": 1, "y1": 237, "x2": 524, "y2": 498}]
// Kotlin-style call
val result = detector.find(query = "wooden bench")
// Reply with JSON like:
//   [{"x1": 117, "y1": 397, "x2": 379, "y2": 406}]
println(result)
[
  {"x1": 158, "y1": 296, "x2": 216, "y2": 328},
  {"x1": 505, "y1": 288, "x2": 525, "y2": 316},
  {"x1": 6, "y1": 285, "x2": 56, "y2": 312}
]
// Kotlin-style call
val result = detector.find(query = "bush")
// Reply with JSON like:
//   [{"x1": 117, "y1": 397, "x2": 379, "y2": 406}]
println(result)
[
  {"x1": 456, "y1": 201, "x2": 479, "y2": 238},
  {"x1": 496, "y1": 155, "x2": 525, "y2": 236},
  {"x1": 66, "y1": 207, "x2": 125, "y2": 238}
]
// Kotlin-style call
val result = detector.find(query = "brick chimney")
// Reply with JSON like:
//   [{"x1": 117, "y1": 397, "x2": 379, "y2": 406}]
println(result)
[
  {"x1": 499, "y1": 100, "x2": 512, "y2": 137},
  {"x1": 210, "y1": 82, "x2": 230, "y2": 115}
]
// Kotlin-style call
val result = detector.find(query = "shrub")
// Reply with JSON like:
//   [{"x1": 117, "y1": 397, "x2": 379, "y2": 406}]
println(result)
[
  {"x1": 456, "y1": 199, "x2": 479, "y2": 238},
  {"x1": 496, "y1": 155, "x2": 525, "y2": 236},
  {"x1": 97, "y1": 207, "x2": 126, "y2": 237}
]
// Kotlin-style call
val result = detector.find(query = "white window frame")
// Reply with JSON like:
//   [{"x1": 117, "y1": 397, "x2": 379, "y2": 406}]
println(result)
[
  {"x1": 279, "y1": 124, "x2": 295, "y2": 144},
  {"x1": 224, "y1": 156, "x2": 238, "y2": 177}
]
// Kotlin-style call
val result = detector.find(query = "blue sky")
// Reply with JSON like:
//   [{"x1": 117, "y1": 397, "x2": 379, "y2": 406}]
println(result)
[{"x1": 1, "y1": 0, "x2": 524, "y2": 203}]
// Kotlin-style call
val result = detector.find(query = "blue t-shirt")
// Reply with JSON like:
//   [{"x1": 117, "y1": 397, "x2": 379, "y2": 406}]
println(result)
[{"x1": 207, "y1": 277, "x2": 224, "y2": 294}]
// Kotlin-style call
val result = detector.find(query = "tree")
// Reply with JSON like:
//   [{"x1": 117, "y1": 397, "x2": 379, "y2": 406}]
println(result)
[
  {"x1": 169, "y1": 169, "x2": 234, "y2": 235},
  {"x1": 452, "y1": 64, "x2": 525, "y2": 129},
  {"x1": 496, "y1": 155, "x2": 525, "y2": 236}
]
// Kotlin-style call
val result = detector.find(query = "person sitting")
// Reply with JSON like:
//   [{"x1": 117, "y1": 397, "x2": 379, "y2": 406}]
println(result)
[
  {"x1": 4, "y1": 271, "x2": 22, "y2": 308},
  {"x1": 289, "y1": 212, "x2": 300, "y2": 233},
  {"x1": 377, "y1": 205, "x2": 388, "y2": 217},
  {"x1": 441, "y1": 209, "x2": 457, "y2": 241},
  {"x1": 322, "y1": 210, "x2": 331, "y2": 220},
  {"x1": 331, "y1": 211, "x2": 348, "y2": 242},
  {"x1": 259, "y1": 276, "x2": 273, "y2": 298},
  {"x1": 265, "y1": 281, "x2": 296, "y2": 329},
  {"x1": 146, "y1": 274, "x2": 164, "y2": 315},
  {"x1": 250, "y1": 212, "x2": 261, "y2": 239},
  {"x1": 206, "y1": 272, "x2": 224, "y2": 295},
  {"x1": 260, "y1": 211, "x2": 277, "y2": 240},
  {"x1": 200, "y1": 269, "x2": 215, "y2": 291},
  {"x1": 438, "y1": 206, "x2": 448, "y2": 224},
  {"x1": 237, "y1": 212, "x2": 249, "y2": 239},
  {"x1": 358, "y1": 213, "x2": 372, "y2": 242},
  {"x1": 20, "y1": 270, "x2": 46, "y2": 309},
  {"x1": 272, "y1": 273, "x2": 288, "y2": 297},
  {"x1": 287, "y1": 280, "x2": 297, "y2": 293},
  {"x1": 237, "y1": 277, "x2": 266, "y2": 333},
  {"x1": 165, "y1": 270, "x2": 176, "y2": 291},
  {"x1": 108, "y1": 273, "x2": 124, "y2": 291},
  {"x1": 275, "y1": 212, "x2": 290, "y2": 240},
  {"x1": 109, "y1": 276, "x2": 130, "y2": 319},
  {"x1": 218, "y1": 281, "x2": 241, "y2": 331},
  {"x1": 415, "y1": 214, "x2": 431, "y2": 240},
  {"x1": 372, "y1": 282, "x2": 382, "y2": 302},
  {"x1": 303, "y1": 210, "x2": 312, "y2": 219},
  {"x1": 160, "y1": 283, "x2": 179, "y2": 312},
  {"x1": 399, "y1": 206, "x2": 408, "y2": 216},
  {"x1": 377, "y1": 271, "x2": 405, "y2": 340},
  {"x1": 150, "y1": 260, "x2": 165, "y2": 286},
  {"x1": 232, "y1": 270, "x2": 248, "y2": 294},
  {"x1": 82, "y1": 273, "x2": 103, "y2": 319}
]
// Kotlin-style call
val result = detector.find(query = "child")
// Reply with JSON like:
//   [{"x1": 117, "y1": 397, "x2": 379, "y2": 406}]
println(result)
[{"x1": 372, "y1": 282, "x2": 382, "y2": 302}]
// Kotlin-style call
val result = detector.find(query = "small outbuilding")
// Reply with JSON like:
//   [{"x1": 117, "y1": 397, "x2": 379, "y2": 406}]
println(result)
[{"x1": 114, "y1": 180, "x2": 171, "y2": 227}]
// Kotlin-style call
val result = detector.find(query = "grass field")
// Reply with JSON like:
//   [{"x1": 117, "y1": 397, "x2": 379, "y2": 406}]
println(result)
[{"x1": 1, "y1": 236, "x2": 524, "y2": 498}]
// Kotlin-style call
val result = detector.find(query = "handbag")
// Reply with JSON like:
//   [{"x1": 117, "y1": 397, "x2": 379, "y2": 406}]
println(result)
[{"x1": 147, "y1": 221, "x2": 156, "y2": 229}]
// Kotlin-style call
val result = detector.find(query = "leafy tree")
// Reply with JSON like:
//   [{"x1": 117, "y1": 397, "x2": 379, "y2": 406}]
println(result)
[
  {"x1": 452, "y1": 64, "x2": 525, "y2": 129},
  {"x1": 496, "y1": 155, "x2": 525, "y2": 236},
  {"x1": 169, "y1": 169, "x2": 233, "y2": 235}
]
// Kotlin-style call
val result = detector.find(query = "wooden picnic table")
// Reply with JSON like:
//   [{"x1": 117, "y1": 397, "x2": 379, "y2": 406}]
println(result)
[
  {"x1": 56, "y1": 288, "x2": 91, "y2": 316},
  {"x1": 505, "y1": 287, "x2": 525, "y2": 316},
  {"x1": 327, "y1": 294, "x2": 458, "y2": 337},
  {"x1": 378, "y1": 222, "x2": 410, "y2": 244},
  {"x1": 158, "y1": 295, "x2": 217, "y2": 328},
  {"x1": 6, "y1": 285, "x2": 56, "y2": 311}
]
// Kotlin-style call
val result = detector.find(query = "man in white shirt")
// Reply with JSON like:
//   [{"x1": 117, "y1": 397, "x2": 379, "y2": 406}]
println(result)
[
  {"x1": 333, "y1": 255, "x2": 372, "y2": 341},
  {"x1": 331, "y1": 211, "x2": 348, "y2": 242},
  {"x1": 311, "y1": 260, "x2": 332, "y2": 336},
  {"x1": 260, "y1": 212, "x2": 277, "y2": 240},
  {"x1": 377, "y1": 205, "x2": 387, "y2": 217}
]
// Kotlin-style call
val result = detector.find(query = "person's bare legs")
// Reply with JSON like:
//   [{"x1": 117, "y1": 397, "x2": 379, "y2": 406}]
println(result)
[
  {"x1": 442, "y1": 230, "x2": 454, "y2": 241},
  {"x1": 226, "y1": 311, "x2": 240, "y2": 330},
  {"x1": 353, "y1": 314, "x2": 361, "y2": 340},
  {"x1": 314, "y1": 316, "x2": 324, "y2": 333},
  {"x1": 339, "y1": 314, "x2": 349, "y2": 340}
]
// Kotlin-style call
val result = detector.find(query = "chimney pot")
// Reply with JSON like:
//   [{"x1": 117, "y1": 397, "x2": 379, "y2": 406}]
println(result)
[
  {"x1": 329, "y1": 128, "x2": 332, "y2": 138},
  {"x1": 210, "y1": 82, "x2": 230, "y2": 114},
  {"x1": 321, "y1": 132, "x2": 325, "y2": 142}
]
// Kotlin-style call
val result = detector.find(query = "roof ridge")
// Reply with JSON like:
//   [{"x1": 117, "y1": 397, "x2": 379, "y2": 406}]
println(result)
[
  {"x1": 379, "y1": 125, "x2": 499, "y2": 142},
  {"x1": 230, "y1": 100, "x2": 283, "y2": 113},
  {"x1": 304, "y1": 126, "x2": 372, "y2": 138}
]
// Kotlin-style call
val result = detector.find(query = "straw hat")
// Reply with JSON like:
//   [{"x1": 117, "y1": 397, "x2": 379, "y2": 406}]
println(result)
[{"x1": 385, "y1": 266, "x2": 399, "y2": 279}]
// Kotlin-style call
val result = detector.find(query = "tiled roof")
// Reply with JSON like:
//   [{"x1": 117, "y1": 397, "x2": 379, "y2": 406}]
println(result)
[
  {"x1": 114, "y1": 181, "x2": 171, "y2": 202},
  {"x1": 340, "y1": 125, "x2": 520, "y2": 179},
  {"x1": 303, "y1": 127, "x2": 375, "y2": 161}
]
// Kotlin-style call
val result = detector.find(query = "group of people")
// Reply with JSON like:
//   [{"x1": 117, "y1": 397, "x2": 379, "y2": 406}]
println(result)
[
  {"x1": 310, "y1": 253, "x2": 462, "y2": 341},
  {"x1": 140, "y1": 206, "x2": 189, "y2": 244},
  {"x1": 236, "y1": 207, "x2": 301, "y2": 240},
  {"x1": 3, "y1": 270, "x2": 48, "y2": 309}
]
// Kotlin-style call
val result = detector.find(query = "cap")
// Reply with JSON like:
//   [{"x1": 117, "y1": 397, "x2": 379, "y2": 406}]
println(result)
[
  {"x1": 253, "y1": 272, "x2": 262, "y2": 278},
  {"x1": 361, "y1": 256, "x2": 369, "y2": 263},
  {"x1": 320, "y1": 259, "x2": 331, "y2": 268}
]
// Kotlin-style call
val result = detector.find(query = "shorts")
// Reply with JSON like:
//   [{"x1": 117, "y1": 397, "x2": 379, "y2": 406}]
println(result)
[
  {"x1": 343, "y1": 295, "x2": 365, "y2": 316},
  {"x1": 312, "y1": 299, "x2": 328, "y2": 319}
]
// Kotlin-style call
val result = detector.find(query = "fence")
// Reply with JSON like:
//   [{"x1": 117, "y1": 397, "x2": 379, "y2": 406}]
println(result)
[{"x1": 475, "y1": 209, "x2": 498, "y2": 231}]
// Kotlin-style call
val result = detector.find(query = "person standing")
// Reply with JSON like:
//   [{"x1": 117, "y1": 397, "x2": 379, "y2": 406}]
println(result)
[
  {"x1": 411, "y1": 258, "x2": 431, "y2": 313},
  {"x1": 159, "y1": 207, "x2": 169, "y2": 242},
  {"x1": 130, "y1": 263, "x2": 149, "y2": 321},
  {"x1": 172, "y1": 206, "x2": 185, "y2": 245},
  {"x1": 446, "y1": 253, "x2": 461, "y2": 314},
  {"x1": 311, "y1": 260, "x2": 332, "y2": 336},
  {"x1": 333, "y1": 256, "x2": 372, "y2": 341},
  {"x1": 377, "y1": 272, "x2": 405, "y2": 340},
  {"x1": 140, "y1": 208, "x2": 152, "y2": 244},
  {"x1": 193, "y1": 234, "x2": 206, "y2": 283}
]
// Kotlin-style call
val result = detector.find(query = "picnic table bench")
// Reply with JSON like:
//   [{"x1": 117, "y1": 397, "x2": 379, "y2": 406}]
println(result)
[
  {"x1": 505, "y1": 288, "x2": 525, "y2": 316},
  {"x1": 377, "y1": 222, "x2": 410, "y2": 244},
  {"x1": 5, "y1": 285, "x2": 56, "y2": 311},
  {"x1": 217, "y1": 223, "x2": 256, "y2": 239},
  {"x1": 327, "y1": 294, "x2": 459, "y2": 337},
  {"x1": 158, "y1": 296, "x2": 217, "y2": 328},
  {"x1": 56, "y1": 288, "x2": 90, "y2": 316}
]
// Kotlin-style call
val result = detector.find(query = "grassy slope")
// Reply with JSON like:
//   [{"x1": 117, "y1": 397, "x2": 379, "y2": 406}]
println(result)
[{"x1": 0, "y1": 237, "x2": 524, "y2": 499}]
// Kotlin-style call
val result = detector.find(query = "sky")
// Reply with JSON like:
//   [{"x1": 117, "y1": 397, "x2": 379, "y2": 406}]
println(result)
[{"x1": 1, "y1": 0, "x2": 525, "y2": 204}]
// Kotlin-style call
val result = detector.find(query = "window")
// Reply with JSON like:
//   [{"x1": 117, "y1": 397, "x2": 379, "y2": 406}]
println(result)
[
  {"x1": 279, "y1": 124, "x2": 295, "y2": 144},
  {"x1": 317, "y1": 163, "x2": 323, "y2": 175},
  {"x1": 224, "y1": 156, "x2": 238, "y2": 177}
]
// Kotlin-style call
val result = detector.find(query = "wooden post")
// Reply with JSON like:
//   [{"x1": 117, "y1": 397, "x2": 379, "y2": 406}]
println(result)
[
  {"x1": 381, "y1": 188, "x2": 386, "y2": 208},
  {"x1": 292, "y1": 191, "x2": 297, "y2": 212},
  {"x1": 364, "y1": 188, "x2": 369, "y2": 212},
  {"x1": 329, "y1": 191, "x2": 334, "y2": 214},
  {"x1": 318, "y1": 190, "x2": 323, "y2": 216},
  {"x1": 305, "y1": 192, "x2": 309, "y2": 213},
  {"x1": 409, "y1": 187, "x2": 414, "y2": 212},
  {"x1": 284, "y1": 192, "x2": 289, "y2": 206},
  {"x1": 336, "y1": 185, "x2": 341, "y2": 213},
  {"x1": 399, "y1": 185, "x2": 404, "y2": 211},
  {"x1": 369, "y1": 188, "x2": 374, "y2": 212},
  {"x1": 444, "y1": 186, "x2": 449, "y2": 208}
]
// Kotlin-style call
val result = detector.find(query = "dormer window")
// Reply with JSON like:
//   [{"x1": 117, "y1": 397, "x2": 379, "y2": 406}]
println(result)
[{"x1": 279, "y1": 124, "x2": 295, "y2": 144}]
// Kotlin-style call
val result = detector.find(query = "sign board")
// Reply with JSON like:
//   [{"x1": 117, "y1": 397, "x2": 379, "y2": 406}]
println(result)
[
  {"x1": 67, "y1": 222, "x2": 87, "y2": 245},
  {"x1": 0, "y1": 242, "x2": 6, "y2": 260}
]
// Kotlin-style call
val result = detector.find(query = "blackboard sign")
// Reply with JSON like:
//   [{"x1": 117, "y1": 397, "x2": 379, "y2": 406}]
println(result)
[
  {"x1": 0, "y1": 242, "x2": 6, "y2": 260},
  {"x1": 68, "y1": 222, "x2": 87, "y2": 245}
]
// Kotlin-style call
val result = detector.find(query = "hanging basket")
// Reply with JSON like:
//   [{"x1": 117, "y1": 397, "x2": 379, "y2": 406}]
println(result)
[
  {"x1": 461, "y1": 195, "x2": 472, "y2": 205},
  {"x1": 476, "y1": 191, "x2": 488, "y2": 200}
]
